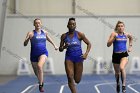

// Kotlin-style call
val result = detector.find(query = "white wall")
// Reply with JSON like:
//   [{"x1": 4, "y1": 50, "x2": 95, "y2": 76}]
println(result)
[
  {"x1": 0, "y1": 15, "x2": 140, "y2": 75},
  {"x1": 7, "y1": 0, "x2": 140, "y2": 15},
  {"x1": 12, "y1": 0, "x2": 73, "y2": 15},
  {"x1": 76, "y1": 0, "x2": 140, "y2": 15}
]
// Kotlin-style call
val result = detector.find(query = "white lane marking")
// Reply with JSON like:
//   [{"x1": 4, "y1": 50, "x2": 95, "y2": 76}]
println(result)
[
  {"x1": 94, "y1": 82, "x2": 115, "y2": 93},
  {"x1": 21, "y1": 84, "x2": 38, "y2": 93},
  {"x1": 21, "y1": 82, "x2": 57, "y2": 93},
  {"x1": 59, "y1": 84, "x2": 68, "y2": 93},
  {"x1": 127, "y1": 83, "x2": 140, "y2": 93}
]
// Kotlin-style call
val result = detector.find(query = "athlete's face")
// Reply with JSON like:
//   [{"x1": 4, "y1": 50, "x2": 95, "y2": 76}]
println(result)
[
  {"x1": 117, "y1": 23, "x2": 125, "y2": 33},
  {"x1": 67, "y1": 20, "x2": 76, "y2": 31},
  {"x1": 34, "y1": 19, "x2": 42, "y2": 29}
]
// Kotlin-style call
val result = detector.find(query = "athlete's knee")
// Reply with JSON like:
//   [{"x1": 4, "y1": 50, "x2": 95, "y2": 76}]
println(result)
[
  {"x1": 115, "y1": 72, "x2": 120, "y2": 76},
  {"x1": 74, "y1": 76, "x2": 81, "y2": 84},
  {"x1": 120, "y1": 67, "x2": 125, "y2": 71},
  {"x1": 37, "y1": 64, "x2": 43, "y2": 71},
  {"x1": 33, "y1": 69, "x2": 38, "y2": 76},
  {"x1": 67, "y1": 75, "x2": 74, "y2": 83},
  {"x1": 75, "y1": 79, "x2": 81, "y2": 84}
]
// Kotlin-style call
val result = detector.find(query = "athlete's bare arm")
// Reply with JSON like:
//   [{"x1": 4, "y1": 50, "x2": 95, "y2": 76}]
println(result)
[
  {"x1": 59, "y1": 33, "x2": 67, "y2": 52},
  {"x1": 107, "y1": 32, "x2": 117, "y2": 47},
  {"x1": 44, "y1": 30, "x2": 58, "y2": 50},
  {"x1": 125, "y1": 32, "x2": 133, "y2": 52},
  {"x1": 24, "y1": 31, "x2": 33, "y2": 46},
  {"x1": 78, "y1": 31, "x2": 91, "y2": 59}
]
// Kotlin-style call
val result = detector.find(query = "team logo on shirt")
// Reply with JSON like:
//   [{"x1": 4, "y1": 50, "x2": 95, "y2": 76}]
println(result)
[
  {"x1": 67, "y1": 41, "x2": 78, "y2": 46},
  {"x1": 72, "y1": 41, "x2": 78, "y2": 44},
  {"x1": 123, "y1": 36, "x2": 126, "y2": 38},
  {"x1": 36, "y1": 35, "x2": 46, "y2": 39}
]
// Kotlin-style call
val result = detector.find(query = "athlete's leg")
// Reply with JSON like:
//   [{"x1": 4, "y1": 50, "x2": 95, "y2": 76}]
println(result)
[
  {"x1": 31, "y1": 62, "x2": 39, "y2": 79},
  {"x1": 113, "y1": 63, "x2": 120, "y2": 92},
  {"x1": 38, "y1": 54, "x2": 47, "y2": 85},
  {"x1": 113, "y1": 64, "x2": 120, "y2": 84},
  {"x1": 120, "y1": 57, "x2": 128, "y2": 86},
  {"x1": 74, "y1": 62, "x2": 83, "y2": 84},
  {"x1": 120, "y1": 57, "x2": 128, "y2": 93},
  {"x1": 35, "y1": 54, "x2": 46, "y2": 92},
  {"x1": 65, "y1": 60, "x2": 76, "y2": 93}
]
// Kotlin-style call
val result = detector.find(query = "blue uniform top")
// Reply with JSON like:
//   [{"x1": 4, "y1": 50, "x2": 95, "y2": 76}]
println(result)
[
  {"x1": 30, "y1": 30, "x2": 48, "y2": 56},
  {"x1": 64, "y1": 31, "x2": 82, "y2": 56},
  {"x1": 113, "y1": 33, "x2": 127, "y2": 52}
]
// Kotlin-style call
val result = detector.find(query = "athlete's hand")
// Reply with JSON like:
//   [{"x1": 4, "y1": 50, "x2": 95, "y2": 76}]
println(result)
[
  {"x1": 81, "y1": 53, "x2": 88, "y2": 59},
  {"x1": 59, "y1": 47, "x2": 64, "y2": 52},
  {"x1": 107, "y1": 32, "x2": 117, "y2": 47},
  {"x1": 128, "y1": 46, "x2": 132, "y2": 52},
  {"x1": 63, "y1": 43, "x2": 69, "y2": 49},
  {"x1": 54, "y1": 45, "x2": 59, "y2": 50},
  {"x1": 112, "y1": 32, "x2": 117, "y2": 41},
  {"x1": 59, "y1": 43, "x2": 68, "y2": 52}
]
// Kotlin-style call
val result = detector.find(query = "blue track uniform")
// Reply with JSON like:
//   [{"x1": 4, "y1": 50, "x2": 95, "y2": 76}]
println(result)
[
  {"x1": 112, "y1": 33, "x2": 129, "y2": 64},
  {"x1": 64, "y1": 31, "x2": 83, "y2": 63},
  {"x1": 113, "y1": 33, "x2": 127, "y2": 52},
  {"x1": 30, "y1": 30, "x2": 48, "y2": 62}
]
